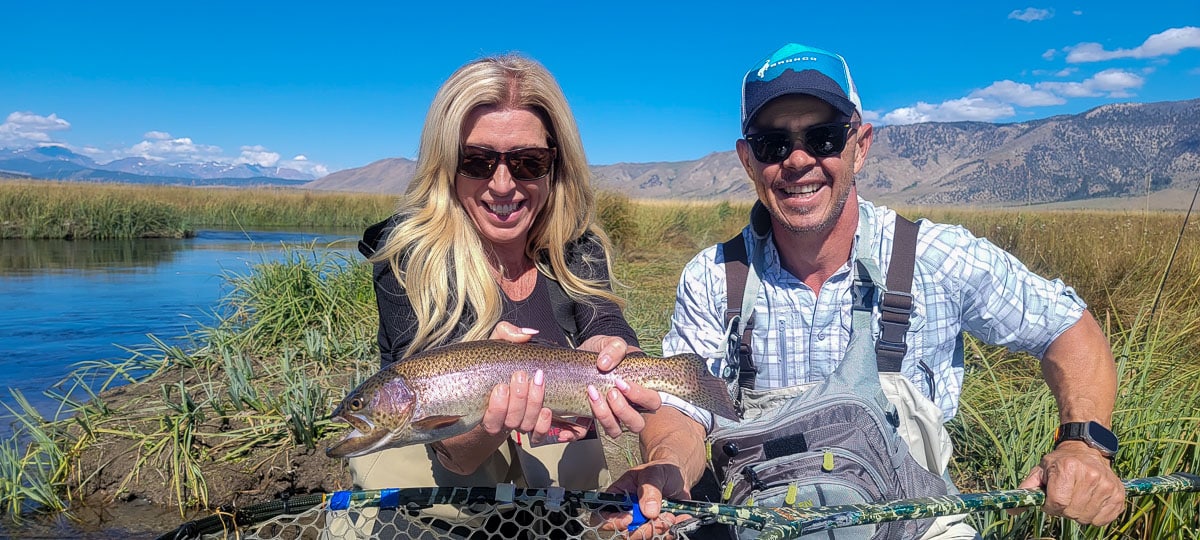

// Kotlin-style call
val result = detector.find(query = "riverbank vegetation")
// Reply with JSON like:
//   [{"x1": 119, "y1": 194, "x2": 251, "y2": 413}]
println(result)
[
  {"x1": 1, "y1": 183, "x2": 1198, "y2": 538},
  {"x1": 0, "y1": 180, "x2": 394, "y2": 238}
]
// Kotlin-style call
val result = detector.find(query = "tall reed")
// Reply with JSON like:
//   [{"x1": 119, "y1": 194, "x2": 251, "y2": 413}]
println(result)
[
  {"x1": 0, "y1": 180, "x2": 189, "y2": 239},
  {"x1": 1, "y1": 180, "x2": 396, "y2": 238}
]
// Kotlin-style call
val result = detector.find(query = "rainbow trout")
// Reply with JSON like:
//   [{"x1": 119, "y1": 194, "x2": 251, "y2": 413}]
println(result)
[{"x1": 326, "y1": 340, "x2": 738, "y2": 458}]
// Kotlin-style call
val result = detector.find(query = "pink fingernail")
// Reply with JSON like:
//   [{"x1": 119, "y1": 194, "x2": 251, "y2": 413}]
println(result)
[
  {"x1": 615, "y1": 377, "x2": 630, "y2": 391},
  {"x1": 534, "y1": 369, "x2": 544, "y2": 386},
  {"x1": 520, "y1": 327, "x2": 540, "y2": 335},
  {"x1": 588, "y1": 385, "x2": 600, "y2": 402}
]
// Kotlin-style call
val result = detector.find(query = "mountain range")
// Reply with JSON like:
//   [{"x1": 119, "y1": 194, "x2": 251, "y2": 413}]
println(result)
[
  {"x1": 307, "y1": 98, "x2": 1200, "y2": 208},
  {"x1": 4, "y1": 98, "x2": 1198, "y2": 207},
  {"x1": 0, "y1": 146, "x2": 312, "y2": 188}
]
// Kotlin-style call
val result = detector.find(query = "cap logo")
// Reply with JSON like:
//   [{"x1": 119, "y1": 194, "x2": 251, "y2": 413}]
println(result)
[{"x1": 758, "y1": 56, "x2": 821, "y2": 79}]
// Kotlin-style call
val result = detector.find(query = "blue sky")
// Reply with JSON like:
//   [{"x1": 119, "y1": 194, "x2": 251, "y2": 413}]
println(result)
[{"x1": 1, "y1": 1, "x2": 1197, "y2": 176}]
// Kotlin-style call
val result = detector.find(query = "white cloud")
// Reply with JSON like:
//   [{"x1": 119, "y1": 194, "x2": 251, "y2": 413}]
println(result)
[
  {"x1": 878, "y1": 66, "x2": 1145, "y2": 125},
  {"x1": 281, "y1": 154, "x2": 329, "y2": 177},
  {"x1": 1031, "y1": 67, "x2": 1078, "y2": 77},
  {"x1": 1066, "y1": 26, "x2": 1200, "y2": 62},
  {"x1": 1042, "y1": 49, "x2": 1058, "y2": 61},
  {"x1": 972, "y1": 80, "x2": 1065, "y2": 106},
  {"x1": 0, "y1": 111, "x2": 71, "y2": 144},
  {"x1": 1008, "y1": 8, "x2": 1053, "y2": 22},
  {"x1": 1036, "y1": 68, "x2": 1144, "y2": 98},
  {"x1": 234, "y1": 145, "x2": 281, "y2": 167},
  {"x1": 0, "y1": 114, "x2": 330, "y2": 176},
  {"x1": 881, "y1": 98, "x2": 1015, "y2": 125},
  {"x1": 124, "y1": 133, "x2": 223, "y2": 162}
]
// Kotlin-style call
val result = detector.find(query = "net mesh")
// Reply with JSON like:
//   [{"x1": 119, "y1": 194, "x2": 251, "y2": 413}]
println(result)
[
  {"x1": 237, "y1": 503, "x2": 631, "y2": 540},
  {"x1": 162, "y1": 473, "x2": 1200, "y2": 540},
  {"x1": 193, "y1": 487, "x2": 680, "y2": 540}
]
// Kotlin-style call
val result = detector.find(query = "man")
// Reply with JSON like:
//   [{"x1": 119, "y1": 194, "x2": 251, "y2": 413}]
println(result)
[{"x1": 612, "y1": 43, "x2": 1125, "y2": 537}]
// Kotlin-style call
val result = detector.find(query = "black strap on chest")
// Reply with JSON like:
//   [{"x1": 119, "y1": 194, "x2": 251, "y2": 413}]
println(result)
[
  {"x1": 722, "y1": 232, "x2": 757, "y2": 390},
  {"x1": 722, "y1": 214, "x2": 919, "y2": 389},
  {"x1": 545, "y1": 278, "x2": 579, "y2": 347},
  {"x1": 876, "y1": 215, "x2": 919, "y2": 372}
]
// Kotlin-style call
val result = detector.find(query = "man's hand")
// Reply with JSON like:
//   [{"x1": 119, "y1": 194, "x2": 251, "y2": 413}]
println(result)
[
  {"x1": 601, "y1": 460, "x2": 693, "y2": 539},
  {"x1": 1016, "y1": 442, "x2": 1125, "y2": 525}
]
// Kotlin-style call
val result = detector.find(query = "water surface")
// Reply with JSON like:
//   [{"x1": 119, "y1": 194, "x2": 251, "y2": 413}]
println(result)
[{"x1": 0, "y1": 228, "x2": 359, "y2": 439}]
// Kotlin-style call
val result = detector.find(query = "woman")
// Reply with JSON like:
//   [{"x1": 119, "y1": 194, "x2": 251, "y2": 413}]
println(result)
[{"x1": 351, "y1": 53, "x2": 657, "y2": 491}]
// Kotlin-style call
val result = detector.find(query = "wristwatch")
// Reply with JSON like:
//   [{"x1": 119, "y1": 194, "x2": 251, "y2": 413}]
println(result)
[{"x1": 1053, "y1": 421, "x2": 1118, "y2": 460}]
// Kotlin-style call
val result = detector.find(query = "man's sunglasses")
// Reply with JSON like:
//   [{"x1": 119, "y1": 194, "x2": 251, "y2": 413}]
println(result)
[
  {"x1": 743, "y1": 122, "x2": 859, "y2": 163},
  {"x1": 458, "y1": 146, "x2": 557, "y2": 181}
]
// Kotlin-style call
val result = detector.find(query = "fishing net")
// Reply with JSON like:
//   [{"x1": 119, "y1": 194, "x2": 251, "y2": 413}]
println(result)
[
  {"x1": 176, "y1": 486, "x2": 678, "y2": 540},
  {"x1": 159, "y1": 474, "x2": 1200, "y2": 540}
]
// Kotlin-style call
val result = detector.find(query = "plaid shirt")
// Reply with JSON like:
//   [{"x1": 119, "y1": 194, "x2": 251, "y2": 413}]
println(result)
[{"x1": 662, "y1": 198, "x2": 1085, "y2": 426}]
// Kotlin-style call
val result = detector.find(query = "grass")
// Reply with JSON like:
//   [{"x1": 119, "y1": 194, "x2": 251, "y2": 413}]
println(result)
[
  {"x1": 0, "y1": 183, "x2": 1198, "y2": 538},
  {"x1": 0, "y1": 179, "x2": 394, "y2": 238},
  {"x1": 0, "y1": 180, "x2": 191, "y2": 239}
]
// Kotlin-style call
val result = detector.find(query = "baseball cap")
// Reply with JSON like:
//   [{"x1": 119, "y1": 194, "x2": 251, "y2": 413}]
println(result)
[{"x1": 741, "y1": 43, "x2": 862, "y2": 134}]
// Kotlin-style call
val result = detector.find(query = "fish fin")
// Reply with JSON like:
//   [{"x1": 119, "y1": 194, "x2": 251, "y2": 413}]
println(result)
[
  {"x1": 412, "y1": 415, "x2": 462, "y2": 430},
  {"x1": 542, "y1": 416, "x2": 594, "y2": 441},
  {"x1": 550, "y1": 415, "x2": 593, "y2": 432}
]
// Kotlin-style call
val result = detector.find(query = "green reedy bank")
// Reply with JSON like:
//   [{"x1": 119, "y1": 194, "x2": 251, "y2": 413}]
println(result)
[
  {"x1": 1, "y1": 185, "x2": 1198, "y2": 538},
  {"x1": 0, "y1": 180, "x2": 395, "y2": 238}
]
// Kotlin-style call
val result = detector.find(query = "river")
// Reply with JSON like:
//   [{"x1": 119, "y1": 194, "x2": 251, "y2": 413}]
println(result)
[{"x1": 0, "y1": 229, "x2": 360, "y2": 441}]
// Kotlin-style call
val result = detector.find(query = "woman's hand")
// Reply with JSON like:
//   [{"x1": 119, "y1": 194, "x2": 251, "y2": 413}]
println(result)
[
  {"x1": 488, "y1": 321, "x2": 540, "y2": 343},
  {"x1": 577, "y1": 335, "x2": 662, "y2": 438},
  {"x1": 484, "y1": 323, "x2": 592, "y2": 443}
]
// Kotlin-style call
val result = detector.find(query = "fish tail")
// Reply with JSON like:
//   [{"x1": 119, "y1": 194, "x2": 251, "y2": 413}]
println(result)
[{"x1": 662, "y1": 354, "x2": 740, "y2": 421}]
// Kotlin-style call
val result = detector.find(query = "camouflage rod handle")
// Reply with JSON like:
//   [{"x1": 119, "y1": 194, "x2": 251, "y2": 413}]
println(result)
[{"x1": 661, "y1": 472, "x2": 1200, "y2": 540}]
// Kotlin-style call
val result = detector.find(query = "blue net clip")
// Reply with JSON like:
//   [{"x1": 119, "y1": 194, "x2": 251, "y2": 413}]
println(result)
[
  {"x1": 545, "y1": 486, "x2": 565, "y2": 511},
  {"x1": 626, "y1": 495, "x2": 647, "y2": 532},
  {"x1": 329, "y1": 490, "x2": 351, "y2": 511},
  {"x1": 495, "y1": 482, "x2": 515, "y2": 503}
]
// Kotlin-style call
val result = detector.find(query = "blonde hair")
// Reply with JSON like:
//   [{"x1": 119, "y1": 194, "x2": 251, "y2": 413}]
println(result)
[{"x1": 371, "y1": 53, "x2": 622, "y2": 356}]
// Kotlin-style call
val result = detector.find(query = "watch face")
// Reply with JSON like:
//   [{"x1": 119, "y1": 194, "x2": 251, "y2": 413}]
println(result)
[
  {"x1": 1087, "y1": 421, "x2": 1119, "y2": 455},
  {"x1": 1057, "y1": 421, "x2": 1119, "y2": 456}
]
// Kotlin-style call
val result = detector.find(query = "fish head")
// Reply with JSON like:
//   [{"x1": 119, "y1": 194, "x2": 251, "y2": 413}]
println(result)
[{"x1": 326, "y1": 375, "x2": 419, "y2": 458}]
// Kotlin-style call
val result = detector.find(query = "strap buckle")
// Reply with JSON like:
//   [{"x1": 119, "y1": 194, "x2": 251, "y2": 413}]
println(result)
[{"x1": 876, "y1": 290, "x2": 914, "y2": 360}]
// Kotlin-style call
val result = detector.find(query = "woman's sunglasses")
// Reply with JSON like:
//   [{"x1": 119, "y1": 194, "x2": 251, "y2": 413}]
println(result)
[
  {"x1": 743, "y1": 122, "x2": 859, "y2": 164},
  {"x1": 458, "y1": 146, "x2": 557, "y2": 181}
]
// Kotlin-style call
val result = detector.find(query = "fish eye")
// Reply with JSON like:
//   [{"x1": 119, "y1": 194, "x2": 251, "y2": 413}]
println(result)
[{"x1": 349, "y1": 397, "x2": 363, "y2": 410}]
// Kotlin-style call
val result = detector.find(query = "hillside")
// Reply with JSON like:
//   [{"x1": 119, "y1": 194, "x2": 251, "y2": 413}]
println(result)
[{"x1": 303, "y1": 98, "x2": 1200, "y2": 208}]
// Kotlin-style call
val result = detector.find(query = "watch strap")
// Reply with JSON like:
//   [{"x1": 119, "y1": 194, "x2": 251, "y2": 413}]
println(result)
[{"x1": 1054, "y1": 421, "x2": 1118, "y2": 458}]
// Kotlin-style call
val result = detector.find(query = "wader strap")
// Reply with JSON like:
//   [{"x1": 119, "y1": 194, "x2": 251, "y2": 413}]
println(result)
[
  {"x1": 722, "y1": 231, "x2": 757, "y2": 390},
  {"x1": 876, "y1": 215, "x2": 919, "y2": 373},
  {"x1": 722, "y1": 206, "x2": 918, "y2": 387},
  {"x1": 722, "y1": 202, "x2": 771, "y2": 391}
]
